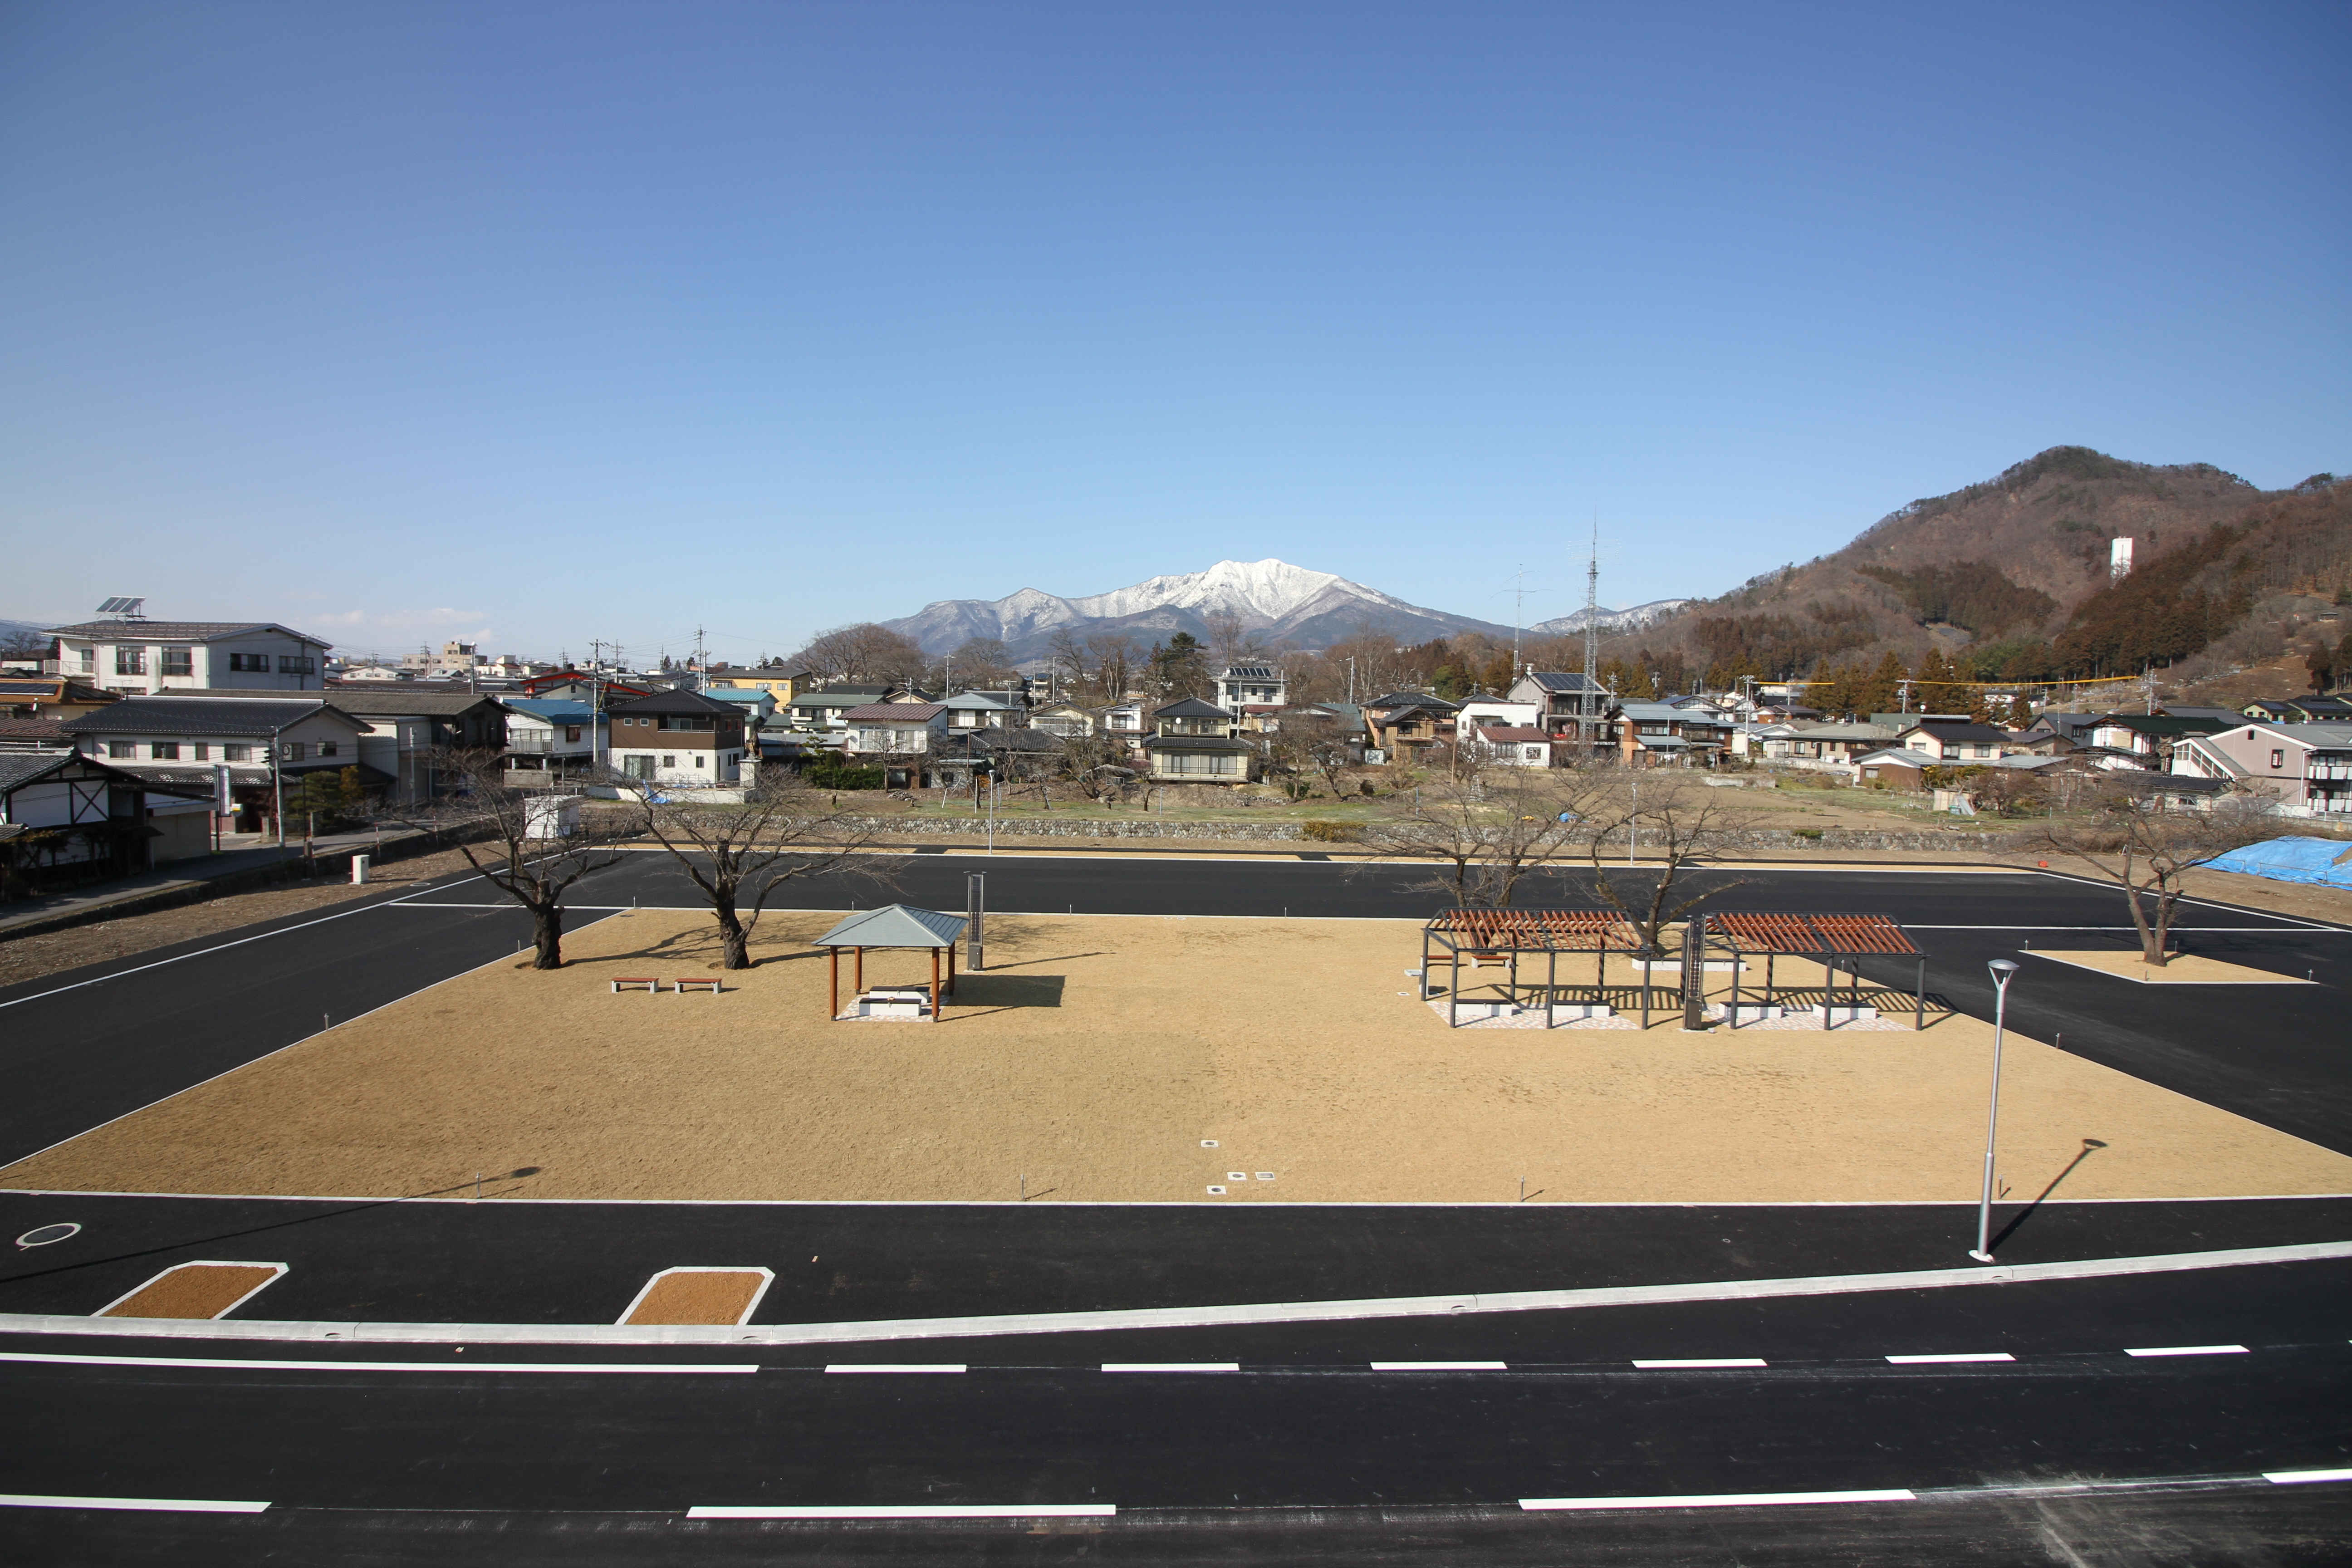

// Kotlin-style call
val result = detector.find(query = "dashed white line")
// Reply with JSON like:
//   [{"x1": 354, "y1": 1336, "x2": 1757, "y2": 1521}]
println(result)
[
  {"x1": 0, "y1": 1352, "x2": 752, "y2": 1375},
  {"x1": 1370, "y1": 1361, "x2": 1508, "y2": 1371},
  {"x1": 2265, "y1": 1468, "x2": 2352, "y2": 1485},
  {"x1": 1632, "y1": 1357, "x2": 1768, "y2": 1369},
  {"x1": 823, "y1": 1363, "x2": 966, "y2": 1374},
  {"x1": 2124, "y1": 1344, "x2": 2249, "y2": 1358},
  {"x1": 687, "y1": 1504, "x2": 1115, "y2": 1519},
  {"x1": 1520, "y1": 1488, "x2": 1914, "y2": 1511},
  {"x1": 0, "y1": 1493, "x2": 271, "y2": 1513},
  {"x1": 1100, "y1": 1362, "x2": 1240, "y2": 1373},
  {"x1": 1885, "y1": 1352, "x2": 2015, "y2": 1365}
]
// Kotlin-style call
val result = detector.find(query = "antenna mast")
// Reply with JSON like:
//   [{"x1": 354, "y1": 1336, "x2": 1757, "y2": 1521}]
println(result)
[{"x1": 1580, "y1": 518, "x2": 1601, "y2": 756}]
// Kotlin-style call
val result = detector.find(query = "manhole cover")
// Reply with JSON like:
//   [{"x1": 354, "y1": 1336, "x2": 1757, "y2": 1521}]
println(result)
[{"x1": 16, "y1": 1223, "x2": 81, "y2": 1249}]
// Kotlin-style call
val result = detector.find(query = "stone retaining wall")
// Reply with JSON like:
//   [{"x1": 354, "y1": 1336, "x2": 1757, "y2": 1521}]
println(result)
[{"x1": 848, "y1": 815, "x2": 2038, "y2": 854}]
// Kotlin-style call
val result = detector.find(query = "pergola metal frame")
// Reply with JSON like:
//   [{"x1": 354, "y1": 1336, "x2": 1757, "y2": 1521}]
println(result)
[
  {"x1": 1421, "y1": 908, "x2": 1664, "y2": 1029},
  {"x1": 1702, "y1": 911, "x2": 1929, "y2": 1029}
]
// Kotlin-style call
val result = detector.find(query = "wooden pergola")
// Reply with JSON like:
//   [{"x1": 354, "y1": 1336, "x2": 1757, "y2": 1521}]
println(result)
[
  {"x1": 812, "y1": 904, "x2": 970, "y2": 1023},
  {"x1": 1703, "y1": 911, "x2": 1929, "y2": 1029},
  {"x1": 1420, "y1": 908, "x2": 1646, "y2": 1028}
]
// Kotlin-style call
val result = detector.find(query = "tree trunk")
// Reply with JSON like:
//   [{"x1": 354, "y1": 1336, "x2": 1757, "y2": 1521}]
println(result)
[
  {"x1": 716, "y1": 897, "x2": 751, "y2": 970},
  {"x1": 532, "y1": 901, "x2": 564, "y2": 969},
  {"x1": 2142, "y1": 885, "x2": 2175, "y2": 966}
]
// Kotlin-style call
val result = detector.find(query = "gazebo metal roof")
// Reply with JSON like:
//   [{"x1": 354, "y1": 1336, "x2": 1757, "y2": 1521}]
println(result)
[{"x1": 813, "y1": 904, "x2": 968, "y2": 949}]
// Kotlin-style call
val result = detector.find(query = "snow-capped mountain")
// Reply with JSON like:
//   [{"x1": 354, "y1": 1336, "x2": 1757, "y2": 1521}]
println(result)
[
  {"x1": 1526, "y1": 599, "x2": 1693, "y2": 636},
  {"x1": 881, "y1": 559, "x2": 1517, "y2": 660}
]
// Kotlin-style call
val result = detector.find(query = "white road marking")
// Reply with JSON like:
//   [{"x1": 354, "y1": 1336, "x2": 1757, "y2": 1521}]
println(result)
[
  {"x1": 823, "y1": 1363, "x2": 965, "y2": 1373},
  {"x1": 1101, "y1": 1362, "x2": 1240, "y2": 1372},
  {"x1": 2265, "y1": 1468, "x2": 2352, "y2": 1485},
  {"x1": 0, "y1": 1493, "x2": 271, "y2": 1513},
  {"x1": 0, "y1": 1351, "x2": 752, "y2": 1374},
  {"x1": 5, "y1": 1240, "x2": 2341, "y2": 1349},
  {"x1": 1521, "y1": 1488, "x2": 1915, "y2": 1511},
  {"x1": 1370, "y1": 1361, "x2": 1508, "y2": 1370},
  {"x1": 1633, "y1": 1357, "x2": 1767, "y2": 1369},
  {"x1": 1885, "y1": 1352, "x2": 2014, "y2": 1364},
  {"x1": 2124, "y1": 1344, "x2": 2249, "y2": 1357},
  {"x1": 687, "y1": 1504, "x2": 1115, "y2": 1519}
]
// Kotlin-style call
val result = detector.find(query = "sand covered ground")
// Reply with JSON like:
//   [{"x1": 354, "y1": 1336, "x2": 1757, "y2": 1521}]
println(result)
[{"x1": 7, "y1": 909, "x2": 2347, "y2": 1206}]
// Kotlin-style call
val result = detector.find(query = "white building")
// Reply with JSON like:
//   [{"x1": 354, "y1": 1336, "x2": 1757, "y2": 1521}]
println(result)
[
  {"x1": 1213, "y1": 665, "x2": 1288, "y2": 711},
  {"x1": 43, "y1": 618, "x2": 333, "y2": 695},
  {"x1": 842, "y1": 702, "x2": 951, "y2": 757},
  {"x1": 57, "y1": 695, "x2": 372, "y2": 839}
]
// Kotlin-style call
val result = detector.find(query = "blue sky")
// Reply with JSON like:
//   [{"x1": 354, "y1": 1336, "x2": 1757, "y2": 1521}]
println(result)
[{"x1": 2, "y1": 1, "x2": 2345, "y2": 664}]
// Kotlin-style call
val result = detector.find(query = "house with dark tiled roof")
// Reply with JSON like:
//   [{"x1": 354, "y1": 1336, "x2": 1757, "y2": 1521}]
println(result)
[
  {"x1": 606, "y1": 689, "x2": 748, "y2": 785},
  {"x1": 841, "y1": 703, "x2": 951, "y2": 760},
  {"x1": 0, "y1": 750, "x2": 213, "y2": 877},
  {"x1": 58, "y1": 695, "x2": 376, "y2": 837},
  {"x1": 43, "y1": 619, "x2": 333, "y2": 694},
  {"x1": 1142, "y1": 698, "x2": 1258, "y2": 784},
  {"x1": 0, "y1": 677, "x2": 119, "y2": 721}
]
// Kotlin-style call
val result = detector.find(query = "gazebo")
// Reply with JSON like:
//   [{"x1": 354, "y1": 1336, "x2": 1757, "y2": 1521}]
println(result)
[
  {"x1": 1420, "y1": 908, "x2": 1646, "y2": 1028},
  {"x1": 812, "y1": 904, "x2": 970, "y2": 1023},
  {"x1": 1702, "y1": 911, "x2": 1929, "y2": 1029}
]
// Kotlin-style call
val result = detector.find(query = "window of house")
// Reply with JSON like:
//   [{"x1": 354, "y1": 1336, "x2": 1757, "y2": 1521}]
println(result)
[
  {"x1": 566, "y1": 726, "x2": 582, "y2": 743},
  {"x1": 152, "y1": 742, "x2": 179, "y2": 759},
  {"x1": 191, "y1": 743, "x2": 208, "y2": 760},
  {"x1": 278, "y1": 656, "x2": 316, "y2": 675},
  {"x1": 76, "y1": 647, "x2": 95, "y2": 671},
  {"x1": 662, "y1": 755, "x2": 675, "y2": 768},
  {"x1": 115, "y1": 648, "x2": 146, "y2": 675},
  {"x1": 282, "y1": 741, "x2": 307, "y2": 761},
  {"x1": 159, "y1": 647, "x2": 193, "y2": 676},
  {"x1": 229, "y1": 653, "x2": 270, "y2": 672},
  {"x1": 2271, "y1": 750, "x2": 2285, "y2": 769},
  {"x1": 224, "y1": 745, "x2": 253, "y2": 762},
  {"x1": 108, "y1": 740, "x2": 134, "y2": 758},
  {"x1": 318, "y1": 741, "x2": 337, "y2": 757}
]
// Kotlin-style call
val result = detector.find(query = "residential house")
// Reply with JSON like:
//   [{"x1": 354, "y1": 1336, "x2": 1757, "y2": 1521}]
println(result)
[
  {"x1": 1849, "y1": 748, "x2": 1940, "y2": 789},
  {"x1": 932, "y1": 725, "x2": 1068, "y2": 792},
  {"x1": 498, "y1": 698, "x2": 605, "y2": 784},
  {"x1": 699, "y1": 687, "x2": 780, "y2": 745},
  {"x1": 1615, "y1": 701, "x2": 1725, "y2": 766},
  {"x1": 58, "y1": 695, "x2": 375, "y2": 837},
  {"x1": 316, "y1": 689, "x2": 508, "y2": 804},
  {"x1": 0, "y1": 751, "x2": 212, "y2": 876},
  {"x1": 606, "y1": 689, "x2": 749, "y2": 785},
  {"x1": 518, "y1": 669, "x2": 654, "y2": 704},
  {"x1": 1776, "y1": 722, "x2": 1899, "y2": 770},
  {"x1": 840, "y1": 702, "x2": 951, "y2": 764},
  {"x1": 1213, "y1": 665, "x2": 1288, "y2": 711},
  {"x1": 940, "y1": 691, "x2": 1020, "y2": 731},
  {"x1": 1366, "y1": 696, "x2": 1457, "y2": 762},
  {"x1": 1891, "y1": 720, "x2": 2019, "y2": 764},
  {"x1": 1454, "y1": 694, "x2": 1543, "y2": 733},
  {"x1": 0, "y1": 677, "x2": 118, "y2": 721},
  {"x1": 1028, "y1": 702, "x2": 1096, "y2": 737},
  {"x1": 707, "y1": 665, "x2": 813, "y2": 703},
  {"x1": 44, "y1": 618, "x2": 333, "y2": 695},
  {"x1": 1095, "y1": 701, "x2": 1146, "y2": 736},
  {"x1": 1142, "y1": 699, "x2": 1257, "y2": 784},
  {"x1": 1506, "y1": 671, "x2": 1610, "y2": 733},
  {"x1": 2176, "y1": 721, "x2": 2352, "y2": 815},
  {"x1": 1469, "y1": 725, "x2": 1554, "y2": 768},
  {"x1": 787, "y1": 686, "x2": 897, "y2": 731},
  {"x1": 2083, "y1": 714, "x2": 2232, "y2": 772},
  {"x1": 2242, "y1": 696, "x2": 2352, "y2": 725}
]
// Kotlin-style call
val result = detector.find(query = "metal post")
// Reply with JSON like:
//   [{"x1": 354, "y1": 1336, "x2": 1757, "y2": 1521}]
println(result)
[
  {"x1": 1916, "y1": 957, "x2": 1927, "y2": 1030},
  {"x1": 829, "y1": 947, "x2": 838, "y2": 1019},
  {"x1": 967, "y1": 872, "x2": 985, "y2": 972},
  {"x1": 1970, "y1": 959, "x2": 2021, "y2": 1262}
]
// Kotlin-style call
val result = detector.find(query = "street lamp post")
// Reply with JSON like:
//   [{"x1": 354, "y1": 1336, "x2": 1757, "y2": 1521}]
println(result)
[{"x1": 1970, "y1": 958, "x2": 2022, "y2": 1262}]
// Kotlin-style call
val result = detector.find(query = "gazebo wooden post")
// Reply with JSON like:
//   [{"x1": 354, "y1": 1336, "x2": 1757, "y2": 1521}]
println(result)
[
  {"x1": 854, "y1": 946, "x2": 863, "y2": 994},
  {"x1": 829, "y1": 946, "x2": 839, "y2": 1019},
  {"x1": 930, "y1": 946, "x2": 942, "y2": 1023},
  {"x1": 1449, "y1": 946, "x2": 1460, "y2": 1029},
  {"x1": 946, "y1": 942, "x2": 957, "y2": 995},
  {"x1": 1546, "y1": 947, "x2": 1557, "y2": 1028},
  {"x1": 1728, "y1": 930, "x2": 1740, "y2": 1027}
]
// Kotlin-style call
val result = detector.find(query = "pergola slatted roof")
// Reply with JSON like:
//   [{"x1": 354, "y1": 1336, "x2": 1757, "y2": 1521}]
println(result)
[
  {"x1": 1705, "y1": 911, "x2": 1917, "y2": 956},
  {"x1": 1424, "y1": 907, "x2": 1642, "y2": 953}
]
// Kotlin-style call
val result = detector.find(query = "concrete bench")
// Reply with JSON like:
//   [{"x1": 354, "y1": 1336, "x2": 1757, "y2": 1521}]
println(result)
[
  {"x1": 674, "y1": 977, "x2": 722, "y2": 995},
  {"x1": 611, "y1": 977, "x2": 661, "y2": 994}
]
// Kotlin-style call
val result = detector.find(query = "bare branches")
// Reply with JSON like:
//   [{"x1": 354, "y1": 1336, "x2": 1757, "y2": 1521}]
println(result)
[
  {"x1": 427, "y1": 749, "x2": 632, "y2": 969},
  {"x1": 2038, "y1": 787, "x2": 2273, "y2": 965},
  {"x1": 637, "y1": 779, "x2": 908, "y2": 968},
  {"x1": 1356, "y1": 768, "x2": 1615, "y2": 909},
  {"x1": 1576, "y1": 774, "x2": 1749, "y2": 957},
  {"x1": 787, "y1": 623, "x2": 927, "y2": 686}
]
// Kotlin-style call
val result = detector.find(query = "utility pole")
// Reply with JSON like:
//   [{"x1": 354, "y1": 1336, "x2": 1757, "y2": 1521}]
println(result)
[
  {"x1": 1510, "y1": 563, "x2": 1528, "y2": 676},
  {"x1": 1898, "y1": 677, "x2": 1914, "y2": 715},
  {"x1": 1580, "y1": 519, "x2": 1602, "y2": 761},
  {"x1": 695, "y1": 627, "x2": 706, "y2": 692}
]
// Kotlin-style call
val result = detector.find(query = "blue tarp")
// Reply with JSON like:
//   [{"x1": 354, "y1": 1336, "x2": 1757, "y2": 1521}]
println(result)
[{"x1": 2204, "y1": 836, "x2": 2352, "y2": 888}]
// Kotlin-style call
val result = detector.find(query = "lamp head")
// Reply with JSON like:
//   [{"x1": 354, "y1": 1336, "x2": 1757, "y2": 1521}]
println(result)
[{"x1": 1988, "y1": 958, "x2": 2020, "y2": 979}]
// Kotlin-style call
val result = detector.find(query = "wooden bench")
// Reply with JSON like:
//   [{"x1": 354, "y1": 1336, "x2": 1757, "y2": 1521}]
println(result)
[
  {"x1": 674, "y1": 977, "x2": 722, "y2": 995},
  {"x1": 611, "y1": 977, "x2": 662, "y2": 994}
]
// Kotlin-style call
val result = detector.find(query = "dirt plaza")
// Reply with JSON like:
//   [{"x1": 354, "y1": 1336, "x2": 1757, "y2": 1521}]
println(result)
[{"x1": 8, "y1": 908, "x2": 2348, "y2": 1206}]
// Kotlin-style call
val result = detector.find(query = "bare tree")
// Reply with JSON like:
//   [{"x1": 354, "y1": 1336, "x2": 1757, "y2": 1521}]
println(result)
[
  {"x1": 941, "y1": 637, "x2": 1018, "y2": 692},
  {"x1": 1356, "y1": 767, "x2": 1614, "y2": 909},
  {"x1": 789, "y1": 623, "x2": 928, "y2": 685},
  {"x1": 1056, "y1": 731, "x2": 1135, "y2": 802},
  {"x1": 1263, "y1": 710, "x2": 1352, "y2": 800},
  {"x1": 1571, "y1": 772, "x2": 1754, "y2": 1025},
  {"x1": 430, "y1": 749, "x2": 632, "y2": 969},
  {"x1": 2038, "y1": 787, "x2": 2273, "y2": 965},
  {"x1": 1082, "y1": 632, "x2": 1142, "y2": 703},
  {"x1": 1205, "y1": 609, "x2": 1270, "y2": 671},
  {"x1": 637, "y1": 779, "x2": 906, "y2": 968}
]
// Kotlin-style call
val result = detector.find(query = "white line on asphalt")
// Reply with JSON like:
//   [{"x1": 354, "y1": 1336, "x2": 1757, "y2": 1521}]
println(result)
[
  {"x1": 1369, "y1": 1361, "x2": 1508, "y2": 1371},
  {"x1": 1885, "y1": 1352, "x2": 2015, "y2": 1364},
  {"x1": 2124, "y1": 1344, "x2": 2249, "y2": 1357},
  {"x1": 686, "y1": 1504, "x2": 1115, "y2": 1519},
  {"x1": 1632, "y1": 1357, "x2": 1768, "y2": 1369},
  {"x1": 1100, "y1": 1362, "x2": 1240, "y2": 1372},
  {"x1": 1520, "y1": 1488, "x2": 1915, "y2": 1511},
  {"x1": 0, "y1": 1351, "x2": 753, "y2": 1375},
  {"x1": 823, "y1": 1363, "x2": 966, "y2": 1373},
  {"x1": 2265, "y1": 1468, "x2": 2352, "y2": 1485},
  {"x1": 6, "y1": 1240, "x2": 2342, "y2": 1349},
  {"x1": 0, "y1": 1493, "x2": 271, "y2": 1513}
]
